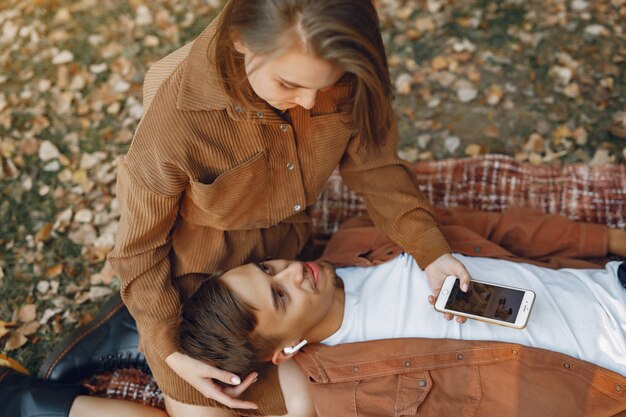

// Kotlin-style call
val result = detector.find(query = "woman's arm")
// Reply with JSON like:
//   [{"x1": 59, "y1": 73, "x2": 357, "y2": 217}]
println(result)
[{"x1": 339, "y1": 122, "x2": 471, "y2": 316}]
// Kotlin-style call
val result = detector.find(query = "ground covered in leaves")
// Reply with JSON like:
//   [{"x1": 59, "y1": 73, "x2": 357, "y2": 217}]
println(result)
[{"x1": 0, "y1": 0, "x2": 624, "y2": 373}]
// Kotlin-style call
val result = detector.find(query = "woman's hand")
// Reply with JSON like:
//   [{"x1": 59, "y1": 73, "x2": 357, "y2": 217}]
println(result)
[
  {"x1": 424, "y1": 253, "x2": 471, "y2": 324},
  {"x1": 165, "y1": 351, "x2": 259, "y2": 410}
]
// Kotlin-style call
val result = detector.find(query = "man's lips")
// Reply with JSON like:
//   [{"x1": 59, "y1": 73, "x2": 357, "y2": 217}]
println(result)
[{"x1": 304, "y1": 262, "x2": 320, "y2": 289}]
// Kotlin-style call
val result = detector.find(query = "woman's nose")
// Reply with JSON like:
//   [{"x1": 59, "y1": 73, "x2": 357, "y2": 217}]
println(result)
[{"x1": 295, "y1": 91, "x2": 317, "y2": 109}]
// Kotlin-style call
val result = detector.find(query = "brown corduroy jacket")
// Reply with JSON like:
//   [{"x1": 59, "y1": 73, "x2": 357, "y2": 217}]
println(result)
[
  {"x1": 107, "y1": 16, "x2": 449, "y2": 412},
  {"x1": 293, "y1": 208, "x2": 625, "y2": 417}
]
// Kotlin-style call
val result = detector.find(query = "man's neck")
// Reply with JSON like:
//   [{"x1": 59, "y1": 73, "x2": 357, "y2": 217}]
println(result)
[{"x1": 306, "y1": 278, "x2": 346, "y2": 343}]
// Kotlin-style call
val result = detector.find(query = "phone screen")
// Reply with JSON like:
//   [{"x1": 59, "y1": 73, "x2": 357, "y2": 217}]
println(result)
[{"x1": 445, "y1": 279, "x2": 525, "y2": 323}]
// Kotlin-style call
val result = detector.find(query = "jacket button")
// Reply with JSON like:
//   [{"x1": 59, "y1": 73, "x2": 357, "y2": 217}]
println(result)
[
  {"x1": 280, "y1": 124, "x2": 289, "y2": 131},
  {"x1": 473, "y1": 246, "x2": 481, "y2": 253},
  {"x1": 457, "y1": 353, "x2": 464, "y2": 360},
  {"x1": 563, "y1": 363, "x2": 571, "y2": 369},
  {"x1": 256, "y1": 111, "x2": 264, "y2": 118},
  {"x1": 418, "y1": 379, "x2": 427, "y2": 388},
  {"x1": 616, "y1": 384, "x2": 623, "y2": 392},
  {"x1": 352, "y1": 366, "x2": 359, "y2": 372},
  {"x1": 294, "y1": 204, "x2": 302, "y2": 212},
  {"x1": 404, "y1": 360, "x2": 411, "y2": 368},
  {"x1": 287, "y1": 162, "x2": 295, "y2": 170},
  {"x1": 235, "y1": 105, "x2": 243, "y2": 113}
]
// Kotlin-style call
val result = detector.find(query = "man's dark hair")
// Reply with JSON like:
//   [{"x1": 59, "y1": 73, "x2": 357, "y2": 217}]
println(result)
[{"x1": 179, "y1": 272, "x2": 283, "y2": 380}]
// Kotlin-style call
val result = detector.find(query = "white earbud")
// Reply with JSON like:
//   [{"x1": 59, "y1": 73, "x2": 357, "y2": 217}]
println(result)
[{"x1": 283, "y1": 340, "x2": 308, "y2": 355}]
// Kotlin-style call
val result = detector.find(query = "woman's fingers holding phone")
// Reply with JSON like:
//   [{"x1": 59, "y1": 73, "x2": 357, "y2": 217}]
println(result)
[{"x1": 429, "y1": 293, "x2": 457, "y2": 321}]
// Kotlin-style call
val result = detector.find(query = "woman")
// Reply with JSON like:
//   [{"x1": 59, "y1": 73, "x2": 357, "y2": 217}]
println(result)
[{"x1": 108, "y1": 1, "x2": 471, "y2": 416}]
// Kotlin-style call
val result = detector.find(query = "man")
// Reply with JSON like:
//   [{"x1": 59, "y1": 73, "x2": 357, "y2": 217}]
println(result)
[{"x1": 179, "y1": 208, "x2": 626, "y2": 416}]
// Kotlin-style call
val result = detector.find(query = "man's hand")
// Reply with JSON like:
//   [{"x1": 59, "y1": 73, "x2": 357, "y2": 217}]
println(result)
[
  {"x1": 165, "y1": 351, "x2": 259, "y2": 410},
  {"x1": 424, "y1": 253, "x2": 471, "y2": 324}
]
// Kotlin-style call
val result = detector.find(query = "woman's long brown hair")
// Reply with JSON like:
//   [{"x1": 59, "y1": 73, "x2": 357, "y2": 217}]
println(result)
[{"x1": 212, "y1": 0, "x2": 394, "y2": 149}]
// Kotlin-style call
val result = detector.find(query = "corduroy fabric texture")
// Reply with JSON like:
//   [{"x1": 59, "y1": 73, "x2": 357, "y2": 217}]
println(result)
[{"x1": 107, "y1": 16, "x2": 447, "y2": 415}]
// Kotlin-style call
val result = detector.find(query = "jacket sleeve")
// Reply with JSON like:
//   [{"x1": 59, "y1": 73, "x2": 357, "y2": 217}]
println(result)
[
  {"x1": 107, "y1": 110, "x2": 189, "y2": 360},
  {"x1": 339, "y1": 122, "x2": 450, "y2": 268},
  {"x1": 435, "y1": 207, "x2": 609, "y2": 259}
]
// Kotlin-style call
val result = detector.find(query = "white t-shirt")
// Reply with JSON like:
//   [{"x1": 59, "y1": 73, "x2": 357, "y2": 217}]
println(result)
[{"x1": 322, "y1": 253, "x2": 626, "y2": 376}]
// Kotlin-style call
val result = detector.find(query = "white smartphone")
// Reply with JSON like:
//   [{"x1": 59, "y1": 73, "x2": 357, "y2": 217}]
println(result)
[{"x1": 434, "y1": 276, "x2": 535, "y2": 329}]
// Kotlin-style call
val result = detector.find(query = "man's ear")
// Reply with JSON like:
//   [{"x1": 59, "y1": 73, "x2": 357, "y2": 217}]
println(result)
[{"x1": 271, "y1": 340, "x2": 308, "y2": 365}]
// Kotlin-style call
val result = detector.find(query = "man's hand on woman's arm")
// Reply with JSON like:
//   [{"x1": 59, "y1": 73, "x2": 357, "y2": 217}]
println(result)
[
  {"x1": 166, "y1": 351, "x2": 259, "y2": 410},
  {"x1": 424, "y1": 253, "x2": 471, "y2": 324}
]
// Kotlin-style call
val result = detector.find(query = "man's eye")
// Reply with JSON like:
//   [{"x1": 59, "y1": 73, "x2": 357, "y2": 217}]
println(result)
[{"x1": 276, "y1": 287, "x2": 288, "y2": 305}]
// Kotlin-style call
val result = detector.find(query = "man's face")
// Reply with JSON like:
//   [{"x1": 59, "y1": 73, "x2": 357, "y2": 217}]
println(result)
[
  {"x1": 234, "y1": 41, "x2": 345, "y2": 111},
  {"x1": 220, "y1": 260, "x2": 344, "y2": 356}
]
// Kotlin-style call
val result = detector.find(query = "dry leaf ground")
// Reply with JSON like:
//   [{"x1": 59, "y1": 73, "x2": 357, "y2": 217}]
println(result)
[{"x1": 0, "y1": 0, "x2": 624, "y2": 373}]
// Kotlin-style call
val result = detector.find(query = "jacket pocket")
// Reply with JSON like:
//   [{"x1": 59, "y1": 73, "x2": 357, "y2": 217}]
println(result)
[
  {"x1": 352, "y1": 372, "x2": 432, "y2": 417},
  {"x1": 395, "y1": 372, "x2": 433, "y2": 416},
  {"x1": 180, "y1": 151, "x2": 270, "y2": 230}
]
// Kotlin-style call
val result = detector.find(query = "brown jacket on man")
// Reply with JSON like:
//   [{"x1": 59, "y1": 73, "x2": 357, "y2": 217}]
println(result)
[{"x1": 293, "y1": 207, "x2": 625, "y2": 417}]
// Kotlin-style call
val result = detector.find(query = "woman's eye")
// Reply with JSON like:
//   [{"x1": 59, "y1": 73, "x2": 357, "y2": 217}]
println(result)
[
  {"x1": 260, "y1": 263, "x2": 273, "y2": 274},
  {"x1": 279, "y1": 82, "x2": 294, "y2": 90}
]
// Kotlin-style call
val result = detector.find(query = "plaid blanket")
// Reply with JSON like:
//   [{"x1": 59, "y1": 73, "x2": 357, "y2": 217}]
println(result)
[
  {"x1": 86, "y1": 155, "x2": 626, "y2": 408},
  {"x1": 313, "y1": 155, "x2": 626, "y2": 238}
]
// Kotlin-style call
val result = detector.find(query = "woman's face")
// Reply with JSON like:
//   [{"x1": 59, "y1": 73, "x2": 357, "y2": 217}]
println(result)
[{"x1": 234, "y1": 41, "x2": 345, "y2": 111}]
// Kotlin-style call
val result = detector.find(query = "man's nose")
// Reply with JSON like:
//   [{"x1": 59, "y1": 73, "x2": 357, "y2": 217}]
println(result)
[
  {"x1": 295, "y1": 91, "x2": 317, "y2": 109},
  {"x1": 277, "y1": 262, "x2": 305, "y2": 286}
]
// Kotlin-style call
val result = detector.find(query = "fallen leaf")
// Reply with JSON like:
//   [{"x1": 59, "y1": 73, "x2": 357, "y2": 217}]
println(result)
[
  {"x1": 553, "y1": 125, "x2": 572, "y2": 139},
  {"x1": 395, "y1": 73, "x2": 413, "y2": 95},
  {"x1": 584, "y1": 24, "x2": 609, "y2": 36},
  {"x1": 444, "y1": 136, "x2": 461, "y2": 153},
  {"x1": 40, "y1": 308, "x2": 62, "y2": 325},
  {"x1": 431, "y1": 56, "x2": 448, "y2": 71},
  {"x1": 589, "y1": 149, "x2": 613, "y2": 166},
  {"x1": 52, "y1": 50, "x2": 74, "y2": 65},
  {"x1": 88, "y1": 286, "x2": 113, "y2": 301},
  {"x1": 16, "y1": 304, "x2": 37, "y2": 323},
  {"x1": 5, "y1": 332, "x2": 27, "y2": 351},
  {"x1": 524, "y1": 134, "x2": 545, "y2": 153},
  {"x1": 38, "y1": 141, "x2": 60, "y2": 162},
  {"x1": 17, "y1": 320, "x2": 40, "y2": 336},
  {"x1": 563, "y1": 83, "x2": 580, "y2": 98},
  {"x1": 0, "y1": 354, "x2": 29, "y2": 374},
  {"x1": 74, "y1": 208, "x2": 94, "y2": 223},
  {"x1": 36, "y1": 280, "x2": 50, "y2": 294},
  {"x1": 45, "y1": 264, "x2": 64, "y2": 278},
  {"x1": 0, "y1": 320, "x2": 16, "y2": 339},
  {"x1": 457, "y1": 87, "x2": 477, "y2": 103},
  {"x1": 465, "y1": 144, "x2": 482, "y2": 157},
  {"x1": 484, "y1": 124, "x2": 501, "y2": 138},
  {"x1": 573, "y1": 127, "x2": 588, "y2": 145},
  {"x1": 35, "y1": 223, "x2": 53, "y2": 242}
]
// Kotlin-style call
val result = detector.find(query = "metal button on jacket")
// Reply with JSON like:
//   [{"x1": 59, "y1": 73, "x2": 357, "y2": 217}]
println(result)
[
  {"x1": 280, "y1": 124, "x2": 289, "y2": 131},
  {"x1": 287, "y1": 163, "x2": 295, "y2": 170},
  {"x1": 256, "y1": 111, "x2": 264, "y2": 118},
  {"x1": 294, "y1": 204, "x2": 302, "y2": 212}
]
